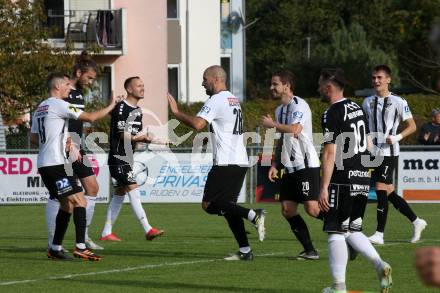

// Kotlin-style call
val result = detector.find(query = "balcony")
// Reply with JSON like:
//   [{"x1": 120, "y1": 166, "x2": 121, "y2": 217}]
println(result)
[{"x1": 45, "y1": 9, "x2": 126, "y2": 55}]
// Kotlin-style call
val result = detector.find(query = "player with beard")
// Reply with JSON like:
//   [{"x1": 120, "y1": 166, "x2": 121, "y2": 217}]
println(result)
[
  {"x1": 260, "y1": 70, "x2": 323, "y2": 260},
  {"x1": 318, "y1": 69, "x2": 392, "y2": 293},
  {"x1": 100, "y1": 76, "x2": 164, "y2": 241},
  {"x1": 168, "y1": 65, "x2": 265, "y2": 260}
]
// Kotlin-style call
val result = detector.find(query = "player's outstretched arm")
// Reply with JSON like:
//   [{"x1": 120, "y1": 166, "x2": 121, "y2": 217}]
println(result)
[
  {"x1": 78, "y1": 93, "x2": 119, "y2": 123},
  {"x1": 260, "y1": 114, "x2": 302, "y2": 135},
  {"x1": 167, "y1": 93, "x2": 207, "y2": 131}
]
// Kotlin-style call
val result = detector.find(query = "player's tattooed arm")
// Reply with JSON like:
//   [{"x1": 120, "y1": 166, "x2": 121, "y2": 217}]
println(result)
[
  {"x1": 319, "y1": 143, "x2": 336, "y2": 212},
  {"x1": 30, "y1": 133, "x2": 39, "y2": 145}
]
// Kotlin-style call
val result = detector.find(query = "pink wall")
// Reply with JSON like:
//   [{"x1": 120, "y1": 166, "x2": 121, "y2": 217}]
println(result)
[{"x1": 112, "y1": 0, "x2": 168, "y2": 129}]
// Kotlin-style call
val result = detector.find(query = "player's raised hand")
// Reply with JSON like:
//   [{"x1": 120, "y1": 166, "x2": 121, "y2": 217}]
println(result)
[
  {"x1": 167, "y1": 93, "x2": 179, "y2": 115},
  {"x1": 268, "y1": 166, "x2": 278, "y2": 182},
  {"x1": 318, "y1": 188, "x2": 330, "y2": 212},
  {"x1": 260, "y1": 114, "x2": 275, "y2": 128}
]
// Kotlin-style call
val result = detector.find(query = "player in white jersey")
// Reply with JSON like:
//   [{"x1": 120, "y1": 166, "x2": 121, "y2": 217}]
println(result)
[
  {"x1": 362, "y1": 65, "x2": 427, "y2": 245},
  {"x1": 45, "y1": 52, "x2": 104, "y2": 252},
  {"x1": 168, "y1": 65, "x2": 265, "y2": 261},
  {"x1": 30, "y1": 73, "x2": 116, "y2": 260},
  {"x1": 260, "y1": 70, "x2": 323, "y2": 260}
]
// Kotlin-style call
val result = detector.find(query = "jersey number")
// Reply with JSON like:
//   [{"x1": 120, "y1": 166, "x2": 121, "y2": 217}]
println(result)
[
  {"x1": 233, "y1": 108, "x2": 243, "y2": 135},
  {"x1": 350, "y1": 120, "x2": 367, "y2": 154},
  {"x1": 37, "y1": 117, "x2": 46, "y2": 144}
]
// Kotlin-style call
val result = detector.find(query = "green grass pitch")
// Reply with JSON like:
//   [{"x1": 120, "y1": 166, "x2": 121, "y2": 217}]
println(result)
[{"x1": 0, "y1": 202, "x2": 438, "y2": 293}]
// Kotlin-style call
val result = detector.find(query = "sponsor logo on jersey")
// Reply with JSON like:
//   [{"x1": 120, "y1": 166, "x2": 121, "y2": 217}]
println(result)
[
  {"x1": 37, "y1": 105, "x2": 49, "y2": 112},
  {"x1": 117, "y1": 121, "x2": 126, "y2": 130},
  {"x1": 227, "y1": 97, "x2": 240, "y2": 106},
  {"x1": 348, "y1": 170, "x2": 370, "y2": 179},
  {"x1": 323, "y1": 128, "x2": 332, "y2": 141},
  {"x1": 199, "y1": 106, "x2": 211, "y2": 114},
  {"x1": 404, "y1": 105, "x2": 410, "y2": 113},
  {"x1": 55, "y1": 178, "x2": 73, "y2": 194}
]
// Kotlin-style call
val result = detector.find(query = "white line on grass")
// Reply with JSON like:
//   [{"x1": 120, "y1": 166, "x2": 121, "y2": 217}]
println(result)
[{"x1": 0, "y1": 252, "x2": 283, "y2": 286}]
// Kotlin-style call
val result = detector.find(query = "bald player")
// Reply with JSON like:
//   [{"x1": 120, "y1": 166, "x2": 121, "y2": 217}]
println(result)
[{"x1": 168, "y1": 65, "x2": 265, "y2": 261}]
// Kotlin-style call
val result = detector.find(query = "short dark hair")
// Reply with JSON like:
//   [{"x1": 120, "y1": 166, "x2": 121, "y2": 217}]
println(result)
[
  {"x1": 373, "y1": 65, "x2": 392, "y2": 76},
  {"x1": 273, "y1": 70, "x2": 296, "y2": 90},
  {"x1": 124, "y1": 76, "x2": 140, "y2": 90},
  {"x1": 46, "y1": 72, "x2": 67, "y2": 91},
  {"x1": 320, "y1": 68, "x2": 347, "y2": 90}
]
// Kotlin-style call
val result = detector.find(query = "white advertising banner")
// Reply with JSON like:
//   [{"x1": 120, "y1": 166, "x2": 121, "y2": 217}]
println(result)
[
  {"x1": 0, "y1": 154, "x2": 109, "y2": 204},
  {"x1": 397, "y1": 151, "x2": 440, "y2": 203},
  {"x1": 128, "y1": 152, "x2": 246, "y2": 203}
]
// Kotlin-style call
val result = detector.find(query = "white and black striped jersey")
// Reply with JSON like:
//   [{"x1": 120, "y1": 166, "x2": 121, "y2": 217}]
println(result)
[
  {"x1": 196, "y1": 90, "x2": 248, "y2": 166},
  {"x1": 65, "y1": 87, "x2": 85, "y2": 146},
  {"x1": 274, "y1": 96, "x2": 319, "y2": 173},
  {"x1": 362, "y1": 93, "x2": 412, "y2": 156},
  {"x1": 31, "y1": 97, "x2": 83, "y2": 168},
  {"x1": 108, "y1": 100, "x2": 143, "y2": 166}
]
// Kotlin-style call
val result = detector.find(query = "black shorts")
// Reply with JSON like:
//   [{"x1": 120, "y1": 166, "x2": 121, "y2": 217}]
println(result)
[
  {"x1": 39, "y1": 164, "x2": 83, "y2": 200},
  {"x1": 372, "y1": 156, "x2": 397, "y2": 185},
  {"x1": 203, "y1": 165, "x2": 247, "y2": 203},
  {"x1": 72, "y1": 150, "x2": 95, "y2": 179},
  {"x1": 109, "y1": 164, "x2": 137, "y2": 188},
  {"x1": 279, "y1": 167, "x2": 320, "y2": 203},
  {"x1": 323, "y1": 183, "x2": 369, "y2": 233}
]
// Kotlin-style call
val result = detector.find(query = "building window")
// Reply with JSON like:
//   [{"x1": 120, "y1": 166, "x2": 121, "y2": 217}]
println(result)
[
  {"x1": 43, "y1": 0, "x2": 65, "y2": 38},
  {"x1": 168, "y1": 66, "x2": 179, "y2": 101},
  {"x1": 167, "y1": 0, "x2": 179, "y2": 19},
  {"x1": 221, "y1": 57, "x2": 231, "y2": 89},
  {"x1": 220, "y1": 0, "x2": 232, "y2": 50}
]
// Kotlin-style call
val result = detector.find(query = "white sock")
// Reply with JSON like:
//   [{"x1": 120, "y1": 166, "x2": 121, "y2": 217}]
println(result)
[
  {"x1": 85, "y1": 195, "x2": 96, "y2": 241},
  {"x1": 128, "y1": 187, "x2": 152, "y2": 233},
  {"x1": 46, "y1": 198, "x2": 60, "y2": 247},
  {"x1": 239, "y1": 246, "x2": 251, "y2": 253},
  {"x1": 101, "y1": 194, "x2": 125, "y2": 237},
  {"x1": 328, "y1": 233, "x2": 347, "y2": 290},
  {"x1": 76, "y1": 243, "x2": 86, "y2": 250},
  {"x1": 51, "y1": 244, "x2": 62, "y2": 251},
  {"x1": 346, "y1": 232, "x2": 383, "y2": 269},
  {"x1": 247, "y1": 210, "x2": 256, "y2": 222}
]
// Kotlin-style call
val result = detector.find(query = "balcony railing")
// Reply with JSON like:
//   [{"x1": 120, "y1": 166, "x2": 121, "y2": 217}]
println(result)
[{"x1": 45, "y1": 9, "x2": 124, "y2": 52}]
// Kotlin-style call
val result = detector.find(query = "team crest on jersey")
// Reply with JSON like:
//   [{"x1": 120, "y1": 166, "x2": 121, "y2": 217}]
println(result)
[
  {"x1": 117, "y1": 121, "x2": 126, "y2": 130},
  {"x1": 200, "y1": 106, "x2": 211, "y2": 114},
  {"x1": 292, "y1": 111, "x2": 303, "y2": 118},
  {"x1": 68, "y1": 105, "x2": 80, "y2": 113}
]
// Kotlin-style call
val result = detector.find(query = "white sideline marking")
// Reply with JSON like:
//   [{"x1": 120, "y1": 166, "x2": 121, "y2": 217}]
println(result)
[{"x1": 0, "y1": 252, "x2": 282, "y2": 286}]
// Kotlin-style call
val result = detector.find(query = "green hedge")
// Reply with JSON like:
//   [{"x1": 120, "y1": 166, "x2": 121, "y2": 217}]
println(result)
[{"x1": 170, "y1": 94, "x2": 440, "y2": 147}]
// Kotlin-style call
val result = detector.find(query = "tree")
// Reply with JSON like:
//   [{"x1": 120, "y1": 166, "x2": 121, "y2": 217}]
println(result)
[
  {"x1": 317, "y1": 22, "x2": 400, "y2": 95},
  {"x1": 0, "y1": 0, "x2": 74, "y2": 121}
]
